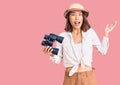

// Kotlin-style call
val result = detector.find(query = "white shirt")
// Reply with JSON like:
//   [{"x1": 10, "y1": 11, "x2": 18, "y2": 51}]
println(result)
[
  {"x1": 50, "y1": 28, "x2": 109, "y2": 76},
  {"x1": 73, "y1": 43, "x2": 82, "y2": 64}
]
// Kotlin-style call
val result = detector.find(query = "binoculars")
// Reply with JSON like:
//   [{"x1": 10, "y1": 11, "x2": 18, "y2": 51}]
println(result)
[{"x1": 41, "y1": 33, "x2": 64, "y2": 55}]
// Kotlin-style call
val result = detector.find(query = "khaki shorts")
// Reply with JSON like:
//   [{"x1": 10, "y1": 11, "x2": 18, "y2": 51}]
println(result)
[{"x1": 63, "y1": 67, "x2": 98, "y2": 85}]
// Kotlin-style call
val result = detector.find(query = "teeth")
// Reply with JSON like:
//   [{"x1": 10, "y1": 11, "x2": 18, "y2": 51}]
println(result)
[{"x1": 74, "y1": 21, "x2": 80, "y2": 24}]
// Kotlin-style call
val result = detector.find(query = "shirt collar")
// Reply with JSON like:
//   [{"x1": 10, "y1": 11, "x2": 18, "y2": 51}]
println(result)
[{"x1": 67, "y1": 31, "x2": 86, "y2": 38}]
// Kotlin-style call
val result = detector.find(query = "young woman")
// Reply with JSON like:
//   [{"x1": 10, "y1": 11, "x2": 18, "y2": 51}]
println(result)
[{"x1": 43, "y1": 3, "x2": 117, "y2": 85}]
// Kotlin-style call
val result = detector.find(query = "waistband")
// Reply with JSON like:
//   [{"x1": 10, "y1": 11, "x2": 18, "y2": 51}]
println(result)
[
  {"x1": 65, "y1": 69, "x2": 95, "y2": 77},
  {"x1": 65, "y1": 66, "x2": 95, "y2": 76}
]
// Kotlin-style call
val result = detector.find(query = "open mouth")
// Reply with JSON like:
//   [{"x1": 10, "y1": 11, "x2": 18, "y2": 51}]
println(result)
[{"x1": 74, "y1": 21, "x2": 80, "y2": 26}]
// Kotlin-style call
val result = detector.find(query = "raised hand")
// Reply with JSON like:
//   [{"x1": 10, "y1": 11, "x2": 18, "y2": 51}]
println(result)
[{"x1": 105, "y1": 21, "x2": 117, "y2": 37}]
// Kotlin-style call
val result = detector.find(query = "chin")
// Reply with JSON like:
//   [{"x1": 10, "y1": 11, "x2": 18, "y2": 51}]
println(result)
[{"x1": 74, "y1": 26, "x2": 81, "y2": 29}]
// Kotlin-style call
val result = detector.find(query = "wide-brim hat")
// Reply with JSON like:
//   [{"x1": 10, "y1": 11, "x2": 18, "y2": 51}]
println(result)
[{"x1": 64, "y1": 3, "x2": 89, "y2": 18}]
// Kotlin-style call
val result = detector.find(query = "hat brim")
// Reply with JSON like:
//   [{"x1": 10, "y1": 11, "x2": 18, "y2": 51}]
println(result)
[{"x1": 64, "y1": 8, "x2": 89, "y2": 18}]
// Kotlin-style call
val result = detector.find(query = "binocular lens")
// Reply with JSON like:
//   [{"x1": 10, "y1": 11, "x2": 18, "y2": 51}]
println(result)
[
  {"x1": 44, "y1": 35, "x2": 49, "y2": 40},
  {"x1": 41, "y1": 40, "x2": 53, "y2": 46},
  {"x1": 56, "y1": 37, "x2": 64, "y2": 43},
  {"x1": 52, "y1": 48, "x2": 59, "y2": 55}
]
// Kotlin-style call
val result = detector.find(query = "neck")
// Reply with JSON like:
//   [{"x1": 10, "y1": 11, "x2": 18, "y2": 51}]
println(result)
[{"x1": 72, "y1": 28, "x2": 81, "y2": 35}]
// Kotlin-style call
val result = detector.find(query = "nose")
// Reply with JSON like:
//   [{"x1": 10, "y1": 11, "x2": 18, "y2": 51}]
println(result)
[{"x1": 75, "y1": 14, "x2": 79, "y2": 20}]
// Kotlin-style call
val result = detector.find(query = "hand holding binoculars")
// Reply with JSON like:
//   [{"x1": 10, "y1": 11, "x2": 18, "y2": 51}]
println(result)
[{"x1": 41, "y1": 33, "x2": 64, "y2": 55}]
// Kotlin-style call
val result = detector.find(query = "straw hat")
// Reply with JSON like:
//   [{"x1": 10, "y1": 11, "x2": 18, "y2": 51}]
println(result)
[{"x1": 64, "y1": 3, "x2": 89, "y2": 18}]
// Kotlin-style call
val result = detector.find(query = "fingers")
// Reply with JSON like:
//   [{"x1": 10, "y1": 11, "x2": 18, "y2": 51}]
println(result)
[
  {"x1": 106, "y1": 24, "x2": 109, "y2": 28},
  {"x1": 43, "y1": 46, "x2": 50, "y2": 53},
  {"x1": 112, "y1": 21, "x2": 117, "y2": 28},
  {"x1": 105, "y1": 21, "x2": 117, "y2": 33},
  {"x1": 43, "y1": 46, "x2": 53, "y2": 55},
  {"x1": 49, "y1": 48, "x2": 53, "y2": 53},
  {"x1": 109, "y1": 21, "x2": 117, "y2": 30}
]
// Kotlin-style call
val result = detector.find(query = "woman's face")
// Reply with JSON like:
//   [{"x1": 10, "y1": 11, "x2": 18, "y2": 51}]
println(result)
[{"x1": 69, "y1": 10, "x2": 83, "y2": 30}]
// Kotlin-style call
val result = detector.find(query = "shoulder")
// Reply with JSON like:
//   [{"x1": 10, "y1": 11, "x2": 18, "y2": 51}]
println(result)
[
  {"x1": 82, "y1": 28, "x2": 97, "y2": 38},
  {"x1": 86, "y1": 28, "x2": 96, "y2": 33},
  {"x1": 85, "y1": 28, "x2": 97, "y2": 36},
  {"x1": 58, "y1": 31, "x2": 69, "y2": 37}
]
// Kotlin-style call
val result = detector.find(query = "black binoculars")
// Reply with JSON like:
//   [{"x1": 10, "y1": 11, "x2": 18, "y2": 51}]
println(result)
[{"x1": 41, "y1": 33, "x2": 64, "y2": 55}]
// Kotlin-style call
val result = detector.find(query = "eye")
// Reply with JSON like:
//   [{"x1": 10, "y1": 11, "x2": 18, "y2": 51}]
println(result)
[
  {"x1": 79, "y1": 13, "x2": 82, "y2": 16},
  {"x1": 70, "y1": 13, "x2": 75, "y2": 16}
]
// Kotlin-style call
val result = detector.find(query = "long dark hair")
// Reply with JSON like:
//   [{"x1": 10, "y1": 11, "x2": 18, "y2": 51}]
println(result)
[{"x1": 64, "y1": 11, "x2": 91, "y2": 32}]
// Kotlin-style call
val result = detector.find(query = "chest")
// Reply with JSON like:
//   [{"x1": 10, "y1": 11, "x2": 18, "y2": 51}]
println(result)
[
  {"x1": 72, "y1": 34, "x2": 82, "y2": 44},
  {"x1": 63, "y1": 34, "x2": 93, "y2": 50}
]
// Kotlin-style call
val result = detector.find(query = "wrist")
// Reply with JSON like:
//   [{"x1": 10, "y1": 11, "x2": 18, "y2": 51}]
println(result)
[
  {"x1": 104, "y1": 32, "x2": 109, "y2": 37},
  {"x1": 50, "y1": 54, "x2": 54, "y2": 57}
]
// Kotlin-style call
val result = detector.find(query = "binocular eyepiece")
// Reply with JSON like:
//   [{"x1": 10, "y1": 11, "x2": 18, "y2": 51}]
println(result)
[{"x1": 41, "y1": 33, "x2": 64, "y2": 55}]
